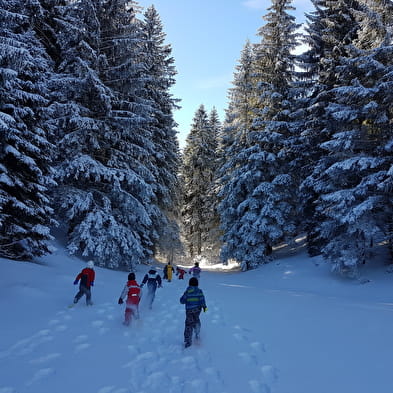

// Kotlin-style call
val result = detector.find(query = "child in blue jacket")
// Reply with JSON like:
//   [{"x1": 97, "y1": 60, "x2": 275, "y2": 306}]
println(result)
[{"x1": 180, "y1": 277, "x2": 207, "y2": 348}]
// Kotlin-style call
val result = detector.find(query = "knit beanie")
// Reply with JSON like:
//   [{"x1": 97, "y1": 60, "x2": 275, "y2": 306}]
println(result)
[{"x1": 189, "y1": 277, "x2": 198, "y2": 287}]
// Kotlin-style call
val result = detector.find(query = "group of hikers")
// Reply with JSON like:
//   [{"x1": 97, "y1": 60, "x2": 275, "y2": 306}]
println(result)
[{"x1": 72, "y1": 260, "x2": 206, "y2": 348}]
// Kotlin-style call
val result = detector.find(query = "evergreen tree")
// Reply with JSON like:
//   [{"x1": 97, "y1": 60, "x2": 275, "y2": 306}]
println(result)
[
  {"x1": 0, "y1": 0, "x2": 55, "y2": 260},
  {"x1": 203, "y1": 108, "x2": 222, "y2": 261},
  {"x1": 181, "y1": 105, "x2": 218, "y2": 259},
  {"x1": 318, "y1": 44, "x2": 393, "y2": 275},
  {"x1": 219, "y1": 41, "x2": 255, "y2": 169},
  {"x1": 46, "y1": 0, "x2": 128, "y2": 269},
  {"x1": 219, "y1": 0, "x2": 300, "y2": 269},
  {"x1": 90, "y1": 0, "x2": 157, "y2": 268},
  {"x1": 45, "y1": 0, "x2": 155, "y2": 269},
  {"x1": 299, "y1": 0, "x2": 365, "y2": 257},
  {"x1": 141, "y1": 5, "x2": 182, "y2": 262},
  {"x1": 361, "y1": 0, "x2": 393, "y2": 41},
  {"x1": 300, "y1": 0, "x2": 393, "y2": 275},
  {"x1": 218, "y1": 41, "x2": 257, "y2": 267}
]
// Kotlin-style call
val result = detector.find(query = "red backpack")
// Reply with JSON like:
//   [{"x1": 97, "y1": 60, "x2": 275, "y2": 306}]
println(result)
[{"x1": 127, "y1": 280, "x2": 141, "y2": 305}]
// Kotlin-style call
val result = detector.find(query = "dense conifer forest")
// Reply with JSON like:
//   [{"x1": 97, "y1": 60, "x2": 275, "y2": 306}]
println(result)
[{"x1": 1, "y1": 0, "x2": 392, "y2": 277}]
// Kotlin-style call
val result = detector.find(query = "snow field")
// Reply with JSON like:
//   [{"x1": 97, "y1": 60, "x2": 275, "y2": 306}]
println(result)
[
  {"x1": 0, "y1": 257, "x2": 277, "y2": 393},
  {"x1": 2, "y1": 247, "x2": 393, "y2": 393}
]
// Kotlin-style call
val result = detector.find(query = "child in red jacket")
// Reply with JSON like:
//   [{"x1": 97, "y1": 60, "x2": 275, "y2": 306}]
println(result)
[
  {"x1": 176, "y1": 267, "x2": 186, "y2": 279},
  {"x1": 73, "y1": 261, "x2": 95, "y2": 306},
  {"x1": 118, "y1": 272, "x2": 141, "y2": 326}
]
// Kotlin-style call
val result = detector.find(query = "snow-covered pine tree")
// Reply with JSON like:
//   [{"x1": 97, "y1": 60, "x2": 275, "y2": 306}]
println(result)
[
  {"x1": 140, "y1": 5, "x2": 182, "y2": 262},
  {"x1": 219, "y1": 0, "x2": 300, "y2": 270},
  {"x1": 367, "y1": 0, "x2": 393, "y2": 260},
  {"x1": 300, "y1": 0, "x2": 393, "y2": 275},
  {"x1": 45, "y1": 0, "x2": 132, "y2": 269},
  {"x1": 320, "y1": 46, "x2": 393, "y2": 275},
  {"x1": 0, "y1": 0, "x2": 56, "y2": 260},
  {"x1": 355, "y1": 0, "x2": 393, "y2": 49},
  {"x1": 181, "y1": 105, "x2": 218, "y2": 259},
  {"x1": 218, "y1": 40, "x2": 257, "y2": 267},
  {"x1": 202, "y1": 108, "x2": 222, "y2": 262},
  {"x1": 89, "y1": 0, "x2": 158, "y2": 268},
  {"x1": 25, "y1": 0, "x2": 65, "y2": 62},
  {"x1": 295, "y1": 0, "x2": 333, "y2": 256},
  {"x1": 361, "y1": 0, "x2": 393, "y2": 41},
  {"x1": 299, "y1": 0, "x2": 363, "y2": 258},
  {"x1": 44, "y1": 0, "x2": 153, "y2": 270}
]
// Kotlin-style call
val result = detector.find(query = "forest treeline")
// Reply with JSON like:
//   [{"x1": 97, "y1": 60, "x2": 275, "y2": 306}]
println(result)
[{"x1": 1, "y1": 0, "x2": 392, "y2": 277}]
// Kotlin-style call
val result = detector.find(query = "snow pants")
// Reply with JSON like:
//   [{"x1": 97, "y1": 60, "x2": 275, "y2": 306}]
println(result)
[
  {"x1": 74, "y1": 285, "x2": 92, "y2": 305},
  {"x1": 184, "y1": 308, "x2": 201, "y2": 346},
  {"x1": 124, "y1": 302, "x2": 139, "y2": 325},
  {"x1": 146, "y1": 286, "x2": 157, "y2": 309}
]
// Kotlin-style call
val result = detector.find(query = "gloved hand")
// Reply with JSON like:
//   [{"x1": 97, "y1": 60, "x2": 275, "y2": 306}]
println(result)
[
  {"x1": 118, "y1": 298, "x2": 123, "y2": 305},
  {"x1": 90, "y1": 282, "x2": 94, "y2": 286},
  {"x1": 140, "y1": 284, "x2": 144, "y2": 288},
  {"x1": 203, "y1": 307, "x2": 207, "y2": 312},
  {"x1": 73, "y1": 280, "x2": 78, "y2": 285}
]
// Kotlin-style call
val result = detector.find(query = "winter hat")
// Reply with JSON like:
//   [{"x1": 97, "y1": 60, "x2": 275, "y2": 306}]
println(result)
[
  {"x1": 87, "y1": 261, "x2": 94, "y2": 268},
  {"x1": 189, "y1": 277, "x2": 198, "y2": 287},
  {"x1": 148, "y1": 269, "x2": 156, "y2": 275},
  {"x1": 128, "y1": 272, "x2": 135, "y2": 281},
  {"x1": 194, "y1": 262, "x2": 199, "y2": 267}
]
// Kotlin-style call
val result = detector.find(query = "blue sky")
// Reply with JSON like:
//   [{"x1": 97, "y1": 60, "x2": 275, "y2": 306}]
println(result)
[{"x1": 137, "y1": 0, "x2": 314, "y2": 148}]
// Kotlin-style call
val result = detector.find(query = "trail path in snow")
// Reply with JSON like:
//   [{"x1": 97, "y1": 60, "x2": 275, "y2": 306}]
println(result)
[{"x1": 0, "y1": 272, "x2": 277, "y2": 393}]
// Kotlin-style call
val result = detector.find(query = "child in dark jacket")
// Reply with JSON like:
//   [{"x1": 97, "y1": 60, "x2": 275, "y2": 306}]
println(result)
[
  {"x1": 118, "y1": 273, "x2": 141, "y2": 326},
  {"x1": 180, "y1": 277, "x2": 207, "y2": 348},
  {"x1": 140, "y1": 269, "x2": 162, "y2": 309}
]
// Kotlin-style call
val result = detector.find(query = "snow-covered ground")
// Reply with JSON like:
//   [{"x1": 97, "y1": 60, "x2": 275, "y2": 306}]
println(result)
[{"x1": 1, "y1": 241, "x2": 393, "y2": 393}]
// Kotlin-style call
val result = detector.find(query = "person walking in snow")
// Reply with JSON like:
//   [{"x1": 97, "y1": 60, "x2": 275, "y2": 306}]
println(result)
[
  {"x1": 73, "y1": 260, "x2": 95, "y2": 306},
  {"x1": 118, "y1": 272, "x2": 141, "y2": 326},
  {"x1": 140, "y1": 269, "x2": 162, "y2": 309},
  {"x1": 189, "y1": 262, "x2": 201, "y2": 279},
  {"x1": 176, "y1": 267, "x2": 186, "y2": 280},
  {"x1": 180, "y1": 277, "x2": 207, "y2": 348},
  {"x1": 165, "y1": 262, "x2": 175, "y2": 282}
]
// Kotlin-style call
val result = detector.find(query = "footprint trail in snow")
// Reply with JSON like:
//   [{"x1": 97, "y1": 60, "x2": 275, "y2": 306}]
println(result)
[{"x1": 0, "y1": 277, "x2": 278, "y2": 393}]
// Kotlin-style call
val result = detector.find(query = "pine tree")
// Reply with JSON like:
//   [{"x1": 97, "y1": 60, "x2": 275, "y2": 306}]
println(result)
[
  {"x1": 361, "y1": 0, "x2": 393, "y2": 41},
  {"x1": 89, "y1": 0, "x2": 157, "y2": 268},
  {"x1": 300, "y1": 0, "x2": 393, "y2": 275},
  {"x1": 0, "y1": 0, "x2": 55, "y2": 260},
  {"x1": 299, "y1": 0, "x2": 365, "y2": 258},
  {"x1": 203, "y1": 108, "x2": 222, "y2": 261},
  {"x1": 45, "y1": 0, "x2": 155, "y2": 269},
  {"x1": 219, "y1": 0, "x2": 300, "y2": 269},
  {"x1": 46, "y1": 0, "x2": 128, "y2": 269},
  {"x1": 218, "y1": 41, "x2": 257, "y2": 267},
  {"x1": 319, "y1": 44, "x2": 393, "y2": 275},
  {"x1": 141, "y1": 5, "x2": 182, "y2": 262},
  {"x1": 181, "y1": 105, "x2": 218, "y2": 259}
]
